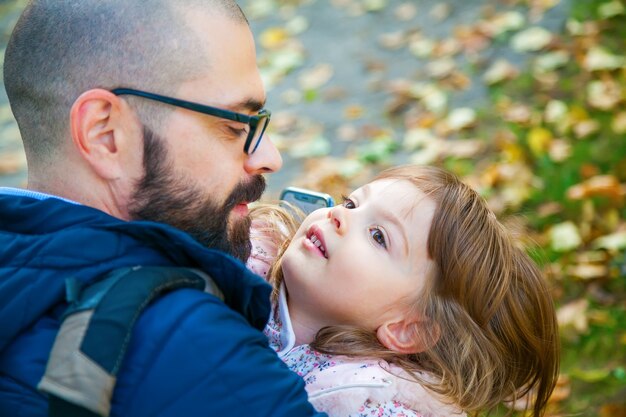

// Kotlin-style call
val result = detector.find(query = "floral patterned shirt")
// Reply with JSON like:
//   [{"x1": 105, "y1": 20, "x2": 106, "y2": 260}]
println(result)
[{"x1": 263, "y1": 287, "x2": 422, "y2": 417}]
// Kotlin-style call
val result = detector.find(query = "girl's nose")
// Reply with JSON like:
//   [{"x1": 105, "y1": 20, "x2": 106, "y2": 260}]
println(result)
[{"x1": 327, "y1": 205, "x2": 347, "y2": 235}]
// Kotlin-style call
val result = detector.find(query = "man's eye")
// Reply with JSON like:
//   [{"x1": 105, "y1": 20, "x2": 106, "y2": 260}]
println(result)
[
  {"x1": 341, "y1": 196, "x2": 356, "y2": 209},
  {"x1": 369, "y1": 227, "x2": 387, "y2": 249},
  {"x1": 228, "y1": 126, "x2": 249, "y2": 138}
]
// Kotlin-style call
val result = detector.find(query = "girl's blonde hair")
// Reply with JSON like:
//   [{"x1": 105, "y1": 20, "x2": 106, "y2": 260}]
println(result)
[{"x1": 257, "y1": 165, "x2": 560, "y2": 417}]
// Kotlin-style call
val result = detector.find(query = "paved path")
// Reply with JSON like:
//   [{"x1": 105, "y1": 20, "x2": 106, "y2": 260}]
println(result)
[{"x1": 0, "y1": 0, "x2": 572, "y2": 198}]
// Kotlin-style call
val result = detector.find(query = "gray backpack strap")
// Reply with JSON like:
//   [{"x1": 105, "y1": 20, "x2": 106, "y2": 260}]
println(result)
[{"x1": 39, "y1": 266, "x2": 222, "y2": 417}]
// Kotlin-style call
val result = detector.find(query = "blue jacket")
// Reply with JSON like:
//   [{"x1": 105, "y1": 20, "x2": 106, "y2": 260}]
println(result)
[{"x1": 0, "y1": 194, "x2": 325, "y2": 417}]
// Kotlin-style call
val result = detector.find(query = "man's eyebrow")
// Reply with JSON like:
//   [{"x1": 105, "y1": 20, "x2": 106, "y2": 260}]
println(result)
[{"x1": 232, "y1": 98, "x2": 265, "y2": 113}]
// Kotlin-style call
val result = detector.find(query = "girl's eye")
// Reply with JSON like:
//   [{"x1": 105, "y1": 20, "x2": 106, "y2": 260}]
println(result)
[
  {"x1": 341, "y1": 196, "x2": 356, "y2": 209},
  {"x1": 369, "y1": 227, "x2": 387, "y2": 249}
]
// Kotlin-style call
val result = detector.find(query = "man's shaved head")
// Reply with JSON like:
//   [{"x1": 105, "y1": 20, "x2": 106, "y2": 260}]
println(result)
[{"x1": 4, "y1": 0, "x2": 248, "y2": 164}]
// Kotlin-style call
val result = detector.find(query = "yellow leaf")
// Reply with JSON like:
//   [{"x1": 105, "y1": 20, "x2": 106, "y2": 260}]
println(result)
[
  {"x1": 260, "y1": 27, "x2": 290, "y2": 50},
  {"x1": 569, "y1": 105, "x2": 589, "y2": 122},
  {"x1": 571, "y1": 368, "x2": 612, "y2": 383},
  {"x1": 343, "y1": 105, "x2": 365, "y2": 120},
  {"x1": 502, "y1": 142, "x2": 525, "y2": 163},
  {"x1": 611, "y1": 112, "x2": 626, "y2": 134},
  {"x1": 527, "y1": 127, "x2": 553, "y2": 156}
]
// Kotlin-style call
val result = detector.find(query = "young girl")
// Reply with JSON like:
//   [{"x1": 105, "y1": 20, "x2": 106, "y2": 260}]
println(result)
[{"x1": 248, "y1": 165, "x2": 560, "y2": 417}]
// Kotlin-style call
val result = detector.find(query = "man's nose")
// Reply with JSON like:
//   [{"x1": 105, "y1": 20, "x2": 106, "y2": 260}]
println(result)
[{"x1": 244, "y1": 134, "x2": 282, "y2": 174}]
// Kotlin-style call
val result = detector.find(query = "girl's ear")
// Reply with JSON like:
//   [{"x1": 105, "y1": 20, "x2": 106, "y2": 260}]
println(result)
[{"x1": 376, "y1": 317, "x2": 440, "y2": 354}]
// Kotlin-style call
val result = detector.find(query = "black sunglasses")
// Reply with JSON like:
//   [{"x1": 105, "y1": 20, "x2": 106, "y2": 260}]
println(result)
[{"x1": 111, "y1": 88, "x2": 271, "y2": 155}]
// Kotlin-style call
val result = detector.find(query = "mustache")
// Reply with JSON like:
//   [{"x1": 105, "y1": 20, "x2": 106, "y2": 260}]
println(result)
[{"x1": 223, "y1": 175, "x2": 266, "y2": 211}]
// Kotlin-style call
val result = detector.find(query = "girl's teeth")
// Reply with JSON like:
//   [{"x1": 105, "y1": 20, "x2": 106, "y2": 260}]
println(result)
[{"x1": 309, "y1": 234, "x2": 326, "y2": 256}]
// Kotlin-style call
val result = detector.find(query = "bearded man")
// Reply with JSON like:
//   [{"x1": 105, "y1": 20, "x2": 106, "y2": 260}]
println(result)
[{"x1": 0, "y1": 1, "x2": 324, "y2": 416}]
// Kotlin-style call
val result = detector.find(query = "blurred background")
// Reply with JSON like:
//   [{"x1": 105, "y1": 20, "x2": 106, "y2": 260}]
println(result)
[{"x1": 1, "y1": 0, "x2": 625, "y2": 415}]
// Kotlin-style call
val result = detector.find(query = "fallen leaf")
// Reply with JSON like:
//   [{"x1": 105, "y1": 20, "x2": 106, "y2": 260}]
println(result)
[
  {"x1": 362, "y1": 0, "x2": 387, "y2": 12},
  {"x1": 511, "y1": 27, "x2": 553, "y2": 52},
  {"x1": 409, "y1": 83, "x2": 448, "y2": 114},
  {"x1": 599, "y1": 403, "x2": 626, "y2": 417},
  {"x1": 557, "y1": 298, "x2": 589, "y2": 333},
  {"x1": 356, "y1": 136, "x2": 398, "y2": 164},
  {"x1": 566, "y1": 264, "x2": 608, "y2": 280},
  {"x1": 566, "y1": 19, "x2": 600, "y2": 36},
  {"x1": 583, "y1": 46, "x2": 626, "y2": 71},
  {"x1": 598, "y1": 0, "x2": 625, "y2": 19},
  {"x1": 394, "y1": 2, "x2": 417, "y2": 21},
  {"x1": 587, "y1": 79, "x2": 622, "y2": 110},
  {"x1": 445, "y1": 107, "x2": 477, "y2": 131},
  {"x1": 441, "y1": 139, "x2": 484, "y2": 158},
  {"x1": 280, "y1": 89, "x2": 302, "y2": 105},
  {"x1": 429, "y1": 3, "x2": 451, "y2": 22},
  {"x1": 289, "y1": 135, "x2": 332, "y2": 158},
  {"x1": 567, "y1": 175, "x2": 624, "y2": 202},
  {"x1": 483, "y1": 59, "x2": 519, "y2": 85},
  {"x1": 550, "y1": 221, "x2": 582, "y2": 252},
  {"x1": 573, "y1": 119, "x2": 600, "y2": 139},
  {"x1": 403, "y1": 128, "x2": 438, "y2": 151},
  {"x1": 244, "y1": 0, "x2": 278, "y2": 20},
  {"x1": 527, "y1": 127, "x2": 553, "y2": 156},
  {"x1": 544, "y1": 100, "x2": 568, "y2": 124},
  {"x1": 343, "y1": 104, "x2": 365, "y2": 120},
  {"x1": 260, "y1": 27, "x2": 291, "y2": 50},
  {"x1": 285, "y1": 16, "x2": 309, "y2": 35},
  {"x1": 410, "y1": 143, "x2": 442, "y2": 165},
  {"x1": 571, "y1": 368, "x2": 612, "y2": 383},
  {"x1": 548, "y1": 139, "x2": 572, "y2": 162},
  {"x1": 537, "y1": 202, "x2": 562, "y2": 218},
  {"x1": 408, "y1": 37, "x2": 435, "y2": 58},
  {"x1": 378, "y1": 31, "x2": 406, "y2": 50},
  {"x1": 503, "y1": 103, "x2": 533, "y2": 125},
  {"x1": 0, "y1": 151, "x2": 26, "y2": 175},
  {"x1": 593, "y1": 231, "x2": 626, "y2": 251},
  {"x1": 611, "y1": 112, "x2": 626, "y2": 134},
  {"x1": 533, "y1": 50, "x2": 570, "y2": 73},
  {"x1": 480, "y1": 11, "x2": 525, "y2": 37},
  {"x1": 433, "y1": 38, "x2": 462, "y2": 58},
  {"x1": 298, "y1": 64, "x2": 334, "y2": 90},
  {"x1": 336, "y1": 124, "x2": 359, "y2": 142},
  {"x1": 454, "y1": 25, "x2": 490, "y2": 55},
  {"x1": 426, "y1": 57, "x2": 456, "y2": 79}
]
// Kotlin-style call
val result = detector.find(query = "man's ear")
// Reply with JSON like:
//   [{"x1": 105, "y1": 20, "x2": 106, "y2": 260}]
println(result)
[
  {"x1": 69, "y1": 89, "x2": 139, "y2": 180},
  {"x1": 376, "y1": 317, "x2": 440, "y2": 354}
]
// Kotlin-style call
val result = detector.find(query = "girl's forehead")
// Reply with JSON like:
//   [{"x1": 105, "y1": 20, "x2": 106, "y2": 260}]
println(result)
[{"x1": 356, "y1": 179, "x2": 428, "y2": 207}]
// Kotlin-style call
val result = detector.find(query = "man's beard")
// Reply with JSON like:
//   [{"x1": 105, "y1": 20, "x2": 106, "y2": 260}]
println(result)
[{"x1": 128, "y1": 126, "x2": 266, "y2": 261}]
